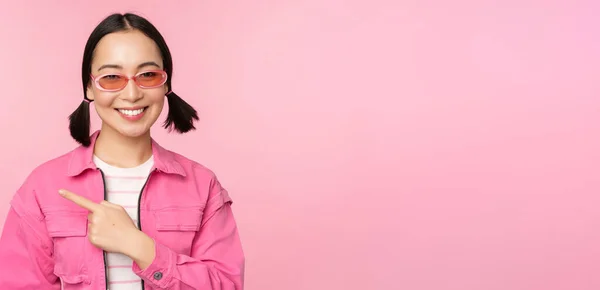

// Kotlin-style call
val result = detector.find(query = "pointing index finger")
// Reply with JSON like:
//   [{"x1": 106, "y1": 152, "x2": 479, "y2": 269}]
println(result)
[{"x1": 59, "y1": 189, "x2": 100, "y2": 212}]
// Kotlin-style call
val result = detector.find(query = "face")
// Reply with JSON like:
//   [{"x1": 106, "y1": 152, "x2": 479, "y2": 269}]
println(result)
[{"x1": 86, "y1": 29, "x2": 168, "y2": 139}]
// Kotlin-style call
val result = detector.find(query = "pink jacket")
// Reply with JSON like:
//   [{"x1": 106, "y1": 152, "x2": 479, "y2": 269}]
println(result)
[{"x1": 0, "y1": 131, "x2": 245, "y2": 289}]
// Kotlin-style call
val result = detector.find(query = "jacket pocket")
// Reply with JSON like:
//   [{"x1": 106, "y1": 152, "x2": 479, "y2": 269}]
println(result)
[
  {"x1": 153, "y1": 208, "x2": 203, "y2": 254},
  {"x1": 45, "y1": 211, "x2": 90, "y2": 284},
  {"x1": 57, "y1": 274, "x2": 92, "y2": 289},
  {"x1": 155, "y1": 208, "x2": 203, "y2": 231}
]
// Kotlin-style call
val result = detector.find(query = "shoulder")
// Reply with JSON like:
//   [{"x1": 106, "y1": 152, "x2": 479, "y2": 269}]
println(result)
[
  {"x1": 161, "y1": 148, "x2": 231, "y2": 200},
  {"x1": 161, "y1": 146, "x2": 221, "y2": 182},
  {"x1": 11, "y1": 146, "x2": 80, "y2": 217},
  {"x1": 21, "y1": 147, "x2": 78, "y2": 188}
]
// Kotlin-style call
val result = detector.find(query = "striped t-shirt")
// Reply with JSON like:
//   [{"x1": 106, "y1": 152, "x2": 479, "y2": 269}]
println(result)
[{"x1": 93, "y1": 155, "x2": 154, "y2": 290}]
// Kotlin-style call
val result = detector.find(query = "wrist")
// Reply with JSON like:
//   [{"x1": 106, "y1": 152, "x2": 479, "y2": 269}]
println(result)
[{"x1": 125, "y1": 229, "x2": 156, "y2": 269}]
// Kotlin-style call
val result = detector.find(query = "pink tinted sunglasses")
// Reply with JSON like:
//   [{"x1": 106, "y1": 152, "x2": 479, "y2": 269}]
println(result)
[{"x1": 90, "y1": 70, "x2": 168, "y2": 92}]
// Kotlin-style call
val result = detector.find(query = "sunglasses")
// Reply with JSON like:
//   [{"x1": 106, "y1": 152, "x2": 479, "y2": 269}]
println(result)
[{"x1": 90, "y1": 70, "x2": 168, "y2": 92}]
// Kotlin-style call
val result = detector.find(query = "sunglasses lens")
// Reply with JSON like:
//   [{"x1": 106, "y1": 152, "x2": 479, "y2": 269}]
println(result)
[
  {"x1": 98, "y1": 75, "x2": 127, "y2": 90},
  {"x1": 94, "y1": 71, "x2": 166, "y2": 91},
  {"x1": 136, "y1": 71, "x2": 166, "y2": 88}
]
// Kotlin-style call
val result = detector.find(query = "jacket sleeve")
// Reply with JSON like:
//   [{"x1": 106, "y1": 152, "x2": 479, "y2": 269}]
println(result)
[
  {"x1": 132, "y1": 177, "x2": 245, "y2": 289},
  {"x1": 0, "y1": 184, "x2": 60, "y2": 289}
]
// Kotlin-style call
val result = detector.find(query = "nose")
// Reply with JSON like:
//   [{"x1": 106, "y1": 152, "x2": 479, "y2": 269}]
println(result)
[{"x1": 120, "y1": 77, "x2": 143, "y2": 103}]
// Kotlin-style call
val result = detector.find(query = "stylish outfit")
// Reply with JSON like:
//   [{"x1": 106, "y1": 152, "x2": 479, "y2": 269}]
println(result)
[{"x1": 0, "y1": 131, "x2": 245, "y2": 289}]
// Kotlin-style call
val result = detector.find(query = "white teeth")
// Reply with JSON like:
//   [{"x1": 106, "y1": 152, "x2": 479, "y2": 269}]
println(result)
[{"x1": 118, "y1": 108, "x2": 145, "y2": 116}]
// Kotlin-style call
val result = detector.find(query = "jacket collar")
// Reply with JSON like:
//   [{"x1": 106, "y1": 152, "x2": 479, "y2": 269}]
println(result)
[{"x1": 67, "y1": 130, "x2": 186, "y2": 177}]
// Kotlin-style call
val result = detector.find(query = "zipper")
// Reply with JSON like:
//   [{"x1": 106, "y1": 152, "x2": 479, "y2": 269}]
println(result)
[
  {"x1": 98, "y1": 168, "x2": 109, "y2": 290},
  {"x1": 97, "y1": 166, "x2": 156, "y2": 290},
  {"x1": 137, "y1": 168, "x2": 156, "y2": 290}
]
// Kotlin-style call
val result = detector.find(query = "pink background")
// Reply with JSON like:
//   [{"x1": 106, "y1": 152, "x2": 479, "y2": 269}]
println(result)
[{"x1": 0, "y1": 1, "x2": 599, "y2": 289}]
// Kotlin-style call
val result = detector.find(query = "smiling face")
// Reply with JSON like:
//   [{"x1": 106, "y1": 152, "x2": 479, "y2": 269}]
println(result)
[{"x1": 86, "y1": 29, "x2": 168, "y2": 139}]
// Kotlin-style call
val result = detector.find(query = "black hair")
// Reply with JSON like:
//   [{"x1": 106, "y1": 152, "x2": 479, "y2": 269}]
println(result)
[{"x1": 68, "y1": 13, "x2": 199, "y2": 146}]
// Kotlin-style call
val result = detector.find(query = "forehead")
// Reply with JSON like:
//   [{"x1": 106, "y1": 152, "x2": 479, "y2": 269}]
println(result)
[{"x1": 92, "y1": 30, "x2": 163, "y2": 71}]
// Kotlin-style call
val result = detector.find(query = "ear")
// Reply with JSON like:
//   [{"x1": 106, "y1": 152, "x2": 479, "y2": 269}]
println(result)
[{"x1": 86, "y1": 85, "x2": 95, "y2": 101}]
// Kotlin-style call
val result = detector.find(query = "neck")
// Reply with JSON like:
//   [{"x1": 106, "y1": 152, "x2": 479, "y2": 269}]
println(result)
[{"x1": 94, "y1": 125, "x2": 153, "y2": 168}]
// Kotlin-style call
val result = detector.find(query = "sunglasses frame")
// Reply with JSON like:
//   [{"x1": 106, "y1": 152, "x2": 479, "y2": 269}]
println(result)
[{"x1": 90, "y1": 70, "x2": 168, "y2": 92}]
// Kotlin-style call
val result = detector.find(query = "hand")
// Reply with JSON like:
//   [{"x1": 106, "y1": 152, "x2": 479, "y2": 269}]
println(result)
[{"x1": 58, "y1": 189, "x2": 139, "y2": 255}]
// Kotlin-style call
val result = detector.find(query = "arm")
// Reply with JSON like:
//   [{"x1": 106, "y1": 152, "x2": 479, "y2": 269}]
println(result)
[
  {"x1": 0, "y1": 188, "x2": 60, "y2": 289},
  {"x1": 131, "y1": 181, "x2": 245, "y2": 289}
]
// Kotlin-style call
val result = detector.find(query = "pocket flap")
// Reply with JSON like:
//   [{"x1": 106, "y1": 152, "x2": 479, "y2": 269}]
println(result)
[
  {"x1": 45, "y1": 212, "x2": 88, "y2": 237},
  {"x1": 155, "y1": 208, "x2": 203, "y2": 231},
  {"x1": 56, "y1": 274, "x2": 91, "y2": 285}
]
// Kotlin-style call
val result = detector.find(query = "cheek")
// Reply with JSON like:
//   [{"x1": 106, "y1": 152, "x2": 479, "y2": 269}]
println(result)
[
  {"x1": 92, "y1": 95, "x2": 119, "y2": 122},
  {"x1": 92, "y1": 93, "x2": 118, "y2": 108},
  {"x1": 148, "y1": 94, "x2": 166, "y2": 109}
]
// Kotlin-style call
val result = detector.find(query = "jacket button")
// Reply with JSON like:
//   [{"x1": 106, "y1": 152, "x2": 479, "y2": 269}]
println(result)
[{"x1": 153, "y1": 271, "x2": 163, "y2": 280}]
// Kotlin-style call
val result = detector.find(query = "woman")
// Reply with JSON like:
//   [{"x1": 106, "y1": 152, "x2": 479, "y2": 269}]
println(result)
[{"x1": 0, "y1": 13, "x2": 245, "y2": 289}]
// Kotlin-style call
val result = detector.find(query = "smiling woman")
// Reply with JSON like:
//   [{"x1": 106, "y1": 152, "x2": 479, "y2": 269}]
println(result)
[
  {"x1": 0, "y1": 12, "x2": 245, "y2": 290},
  {"x1": 70, "y1": 13, "x2": 199, "y2": 148},
  {"x1": 82, "y1": 27, "x2": 172, "y2": 141}
]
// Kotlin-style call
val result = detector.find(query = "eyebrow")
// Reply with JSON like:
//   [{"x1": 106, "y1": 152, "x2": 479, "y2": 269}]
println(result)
[{"x1": 97, "y1": 61, "x2": 161, "y2": 72}]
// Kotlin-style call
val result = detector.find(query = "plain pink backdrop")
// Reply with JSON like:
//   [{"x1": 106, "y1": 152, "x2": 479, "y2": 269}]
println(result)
[{"x1": 0, "y1": 1, "x2": 599, "y2": 289}]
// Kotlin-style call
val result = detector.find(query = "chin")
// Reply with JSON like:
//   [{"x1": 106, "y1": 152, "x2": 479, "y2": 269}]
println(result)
[{"x1": 117, "y1": 126, "x2": 152, "y2": 138}]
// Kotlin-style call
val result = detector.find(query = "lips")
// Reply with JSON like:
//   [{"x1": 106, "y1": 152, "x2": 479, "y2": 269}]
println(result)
[
  {"x1": 115, "y1": 107, "x2": 148, "y2": 121},
  {"x1": 117, "y1": 108, "x2": 146, "y2": 116},
  {"x1": 115, "y1": 107, "x2": 148, "y2": 116}
]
